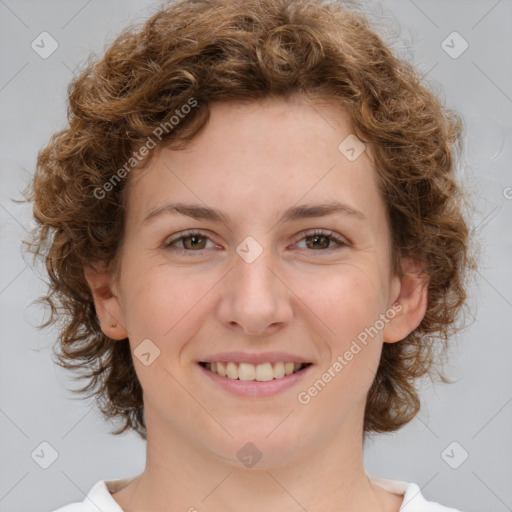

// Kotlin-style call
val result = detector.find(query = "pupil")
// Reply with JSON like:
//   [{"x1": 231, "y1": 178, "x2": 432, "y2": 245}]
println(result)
[
  {"x1": 186, "y1": 235, "x2": 205, "y2": 249},
  {"x1": 308, "y1": 235, "x2": 328, "y2": 249}
]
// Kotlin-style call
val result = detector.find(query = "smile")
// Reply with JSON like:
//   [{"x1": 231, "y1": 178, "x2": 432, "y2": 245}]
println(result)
[{"x1": 200, "y1": 361, "x2": 312, "y2": 381}]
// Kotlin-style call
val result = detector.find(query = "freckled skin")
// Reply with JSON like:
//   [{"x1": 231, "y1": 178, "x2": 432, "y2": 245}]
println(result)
[{"x1": 88, "y1": 96, "x2": 425, "y2": 512}]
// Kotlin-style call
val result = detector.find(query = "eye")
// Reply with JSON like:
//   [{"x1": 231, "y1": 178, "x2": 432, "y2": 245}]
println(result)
[
  {"x1": 294, "y1": 229, "x2": 348, "y2": 252},
  {"x1": 163, "y1": 230, "x2": 217, "y2": 253},
  {"x1": 163, "y1": 228, "x2": 348, "y2": 255}
]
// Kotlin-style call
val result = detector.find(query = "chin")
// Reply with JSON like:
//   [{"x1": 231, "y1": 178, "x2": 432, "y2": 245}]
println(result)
[{"x1": 204, "y1": 424, "x2": 310, "y2": 470}]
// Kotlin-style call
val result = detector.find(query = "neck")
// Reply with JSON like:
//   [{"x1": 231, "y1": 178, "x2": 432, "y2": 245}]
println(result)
[{"x1": 112, "y1": 406, "x2": 402, "y2": 512}]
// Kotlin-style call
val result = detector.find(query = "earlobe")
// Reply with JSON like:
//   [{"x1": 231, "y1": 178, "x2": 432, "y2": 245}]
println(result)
[
  {"x1": 84, "y1": 264, "x2": 128, "y2": 340},
  {"x1": 383, "y1": 258, "x2": 428, "y2": 343}
]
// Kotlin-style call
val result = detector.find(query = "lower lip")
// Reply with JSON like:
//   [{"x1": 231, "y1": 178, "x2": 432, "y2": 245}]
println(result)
[{"x1": 198, "y1": 363, "x2": 312, "y2": 398}]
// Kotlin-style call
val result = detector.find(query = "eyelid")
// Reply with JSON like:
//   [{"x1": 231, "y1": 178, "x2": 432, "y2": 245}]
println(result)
[
  {"x1": 294, "y1": 228, "x2": 348, "y2": 247},
  {"x1": 163, "y1": 229, "x2": 219, "y2": 252},
  {"x1": 163, "y1": 228, "x2": 349, "y2": 254}
]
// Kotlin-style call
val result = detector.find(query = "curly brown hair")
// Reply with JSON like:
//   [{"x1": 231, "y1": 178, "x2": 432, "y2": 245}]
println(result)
[{"x1": 28, "y1": 0, "x2": 474, "y2": 440}]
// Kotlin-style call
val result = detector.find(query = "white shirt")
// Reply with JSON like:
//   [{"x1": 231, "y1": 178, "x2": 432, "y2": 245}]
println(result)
[{"x1": 52, "y1": 473, "x2": 462, "y2": 511}]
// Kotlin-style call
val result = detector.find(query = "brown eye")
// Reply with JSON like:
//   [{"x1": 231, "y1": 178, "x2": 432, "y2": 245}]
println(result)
[
  {"x1": 164, "y1": 230, "x2": 215, "y2": 253},
  {"x1": 295, "y1": 229, "x2": 347, "y2": 252},
  {"x1": 181, "y1": 234, "x2": 208, "y2": 250},
  {"x1": 305, "y1": 234, "x2": 332, "y2": 250}
]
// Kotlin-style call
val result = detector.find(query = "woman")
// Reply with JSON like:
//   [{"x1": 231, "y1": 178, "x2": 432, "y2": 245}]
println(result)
[{"x1": 29, "y1": 0, "x2": 472, "y2": 510}]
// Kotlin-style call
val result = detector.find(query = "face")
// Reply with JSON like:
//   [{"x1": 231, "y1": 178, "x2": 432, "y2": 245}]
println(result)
[{"x1": 88, "y1": 96, "x2": 426, "y2": 469}]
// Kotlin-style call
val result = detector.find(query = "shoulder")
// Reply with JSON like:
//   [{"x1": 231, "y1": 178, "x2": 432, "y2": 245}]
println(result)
[
  {"x1": 51, "y1": 476, "x2": 138, "y2": 512},
  {"x1": 51, "y1": 481, "x2": 110, "y2": 512},
  {"x1": 401, "y1": 481, "x2": 463, "y2": 511},
  {"x1": 368, "y1": 474, "x2": 464, "y2": 512}
]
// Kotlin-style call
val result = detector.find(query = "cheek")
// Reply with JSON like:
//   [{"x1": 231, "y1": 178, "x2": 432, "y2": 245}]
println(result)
[
  {"x1": 297, "y1": 265, "x2": 388, "y2": 344},
  {"x1": 119, "y1": 260, "x2": 209, "y2": 341},
  {"x1": 295, "y1": 266, "x2": 387, "y2": 399},
  {"x1": 299, "y1": 272, "x2": 385, "y2": 411}
]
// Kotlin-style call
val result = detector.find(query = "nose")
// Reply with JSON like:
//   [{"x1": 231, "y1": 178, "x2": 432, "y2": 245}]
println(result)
[{"x1": 217, "y1": 245, "x2": 294, "y2": 336}]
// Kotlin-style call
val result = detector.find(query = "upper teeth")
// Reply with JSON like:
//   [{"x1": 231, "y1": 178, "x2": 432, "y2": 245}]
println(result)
[{"x1": 205, "y1": 362, "x2": 305, "y2": 381}]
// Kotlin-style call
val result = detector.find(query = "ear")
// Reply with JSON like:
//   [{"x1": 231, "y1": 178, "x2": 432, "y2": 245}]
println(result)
[
  {"x1": 84, "y1": 263, "x2": 128, "y2": 340},
  {"x1": 383, "y1": 257, "x2": 428, "y2": 343}
]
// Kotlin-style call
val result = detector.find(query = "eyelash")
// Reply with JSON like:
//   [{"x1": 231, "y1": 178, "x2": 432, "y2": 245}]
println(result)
[{"x1": 163, "y1": 229, "x2": 348, "y2": 255}]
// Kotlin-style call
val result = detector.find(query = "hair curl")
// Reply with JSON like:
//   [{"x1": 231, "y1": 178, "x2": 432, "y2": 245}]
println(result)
[{"x1": 28, "y1": 0, "x2": 474, "y2": 440}]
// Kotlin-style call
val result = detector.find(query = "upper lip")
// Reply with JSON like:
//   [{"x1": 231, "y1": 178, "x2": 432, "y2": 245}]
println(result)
[{"x1": 199, "y1": 351, "x2": 313, "y2": 365}]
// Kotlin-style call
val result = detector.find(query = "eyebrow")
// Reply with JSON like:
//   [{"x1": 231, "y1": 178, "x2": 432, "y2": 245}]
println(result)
[{"x1": 142, "y1": 200, "x2": 366, "y2": 225}]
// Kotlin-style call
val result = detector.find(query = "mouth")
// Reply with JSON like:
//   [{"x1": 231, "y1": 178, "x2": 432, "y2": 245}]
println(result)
[{"x1": 199, "y1": 361, "x2": 312, "y2": 382}]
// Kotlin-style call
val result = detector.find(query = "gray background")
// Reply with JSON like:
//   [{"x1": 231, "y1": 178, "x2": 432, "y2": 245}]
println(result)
[{"x1": 1, "y1": 1, "x2": 511, "y2": 511}]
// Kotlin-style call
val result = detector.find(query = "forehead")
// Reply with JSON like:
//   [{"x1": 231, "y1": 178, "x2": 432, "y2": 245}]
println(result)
[{"x1": 124, "y1": 96, "x2": 384, "y2": 229}]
